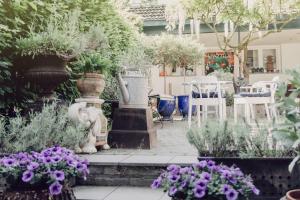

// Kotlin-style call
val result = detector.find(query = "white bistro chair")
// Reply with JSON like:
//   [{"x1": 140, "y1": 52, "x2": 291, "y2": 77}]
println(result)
[
  {"x1": 234, "y1": 77, "x2": 279, "y2": 123},
  {"x1": 188, "y1": 76, "x2": 226, "y2": 128}
]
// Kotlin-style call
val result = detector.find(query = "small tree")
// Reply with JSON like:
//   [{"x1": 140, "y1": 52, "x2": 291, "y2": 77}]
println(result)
[{"x1": 166, "y1": 0, "x2": 300, "y2": 81}]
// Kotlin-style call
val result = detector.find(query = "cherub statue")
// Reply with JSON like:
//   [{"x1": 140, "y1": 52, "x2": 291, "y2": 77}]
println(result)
[{"x1": 68, "y1": 102, "x2": 100, "y2": 153}]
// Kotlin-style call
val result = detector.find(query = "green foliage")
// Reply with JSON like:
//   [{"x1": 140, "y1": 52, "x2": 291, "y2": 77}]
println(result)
[
  {"x1": 273, "y1": 70, "x2": 300, "y2": 172},
  {"x1": 117, "y1": 42, "x2": 151, "y2": 73},
  {"x1": 16, "y1": 12, "x2": 107, "y2": 60},
  {"x1": 72, "y1": 52, "x2": 112, "y2": 74},
  {"x1": 0, "y1": 103, "x2": 87, "y2": 153},
  {"x1": 147, "y1": 34, "x2": 204, "y2": 69},
  {"x1": 187, "y1": 120, "x2": 293, "y2": 158},
  {"x1": 0, "y1": 0, "x2": 136, "y2": 113}
]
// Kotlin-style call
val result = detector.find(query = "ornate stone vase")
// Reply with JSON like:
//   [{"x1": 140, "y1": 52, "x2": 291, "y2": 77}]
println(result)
[
  {"x1": 77, "y1": 73, "x2": 105, "y2": 98},
  {"x1": 18, "y1": 55, "x2": 69, "y2": 100}
]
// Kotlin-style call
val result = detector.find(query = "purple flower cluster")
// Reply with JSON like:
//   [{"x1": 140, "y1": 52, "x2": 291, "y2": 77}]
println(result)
[
  {"x1": 0, "y1": 146, "x2": 89, "y2": 196},
  {"x1": 151, "y1": 160, "x2": 259, "y2": 200}
]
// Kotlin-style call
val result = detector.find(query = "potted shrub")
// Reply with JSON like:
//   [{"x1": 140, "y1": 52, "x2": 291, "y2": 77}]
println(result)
[
  {"x1": 151, "y1": 160, "x2": 259, "y2": 200},
  {"x1": 0, "y1": 146, "x2": 89, "y2": 200},
  {"x1": 272, "y1": 70, "x2": 300, "y2": 199},
  {"x1": 15, "y1": 11, "x2": 106, "y2": 100},
  {"x1": 74, "y1": 53, "x2": 111, "y2": 98}
]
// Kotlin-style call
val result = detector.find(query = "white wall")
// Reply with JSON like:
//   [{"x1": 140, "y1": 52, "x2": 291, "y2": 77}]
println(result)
[
  {"x1": 149, "y1": 42, "x2": 300, "y2": 95},
  {"x1": 281, "y1": 43, "x2": 300, "y2": 71}
]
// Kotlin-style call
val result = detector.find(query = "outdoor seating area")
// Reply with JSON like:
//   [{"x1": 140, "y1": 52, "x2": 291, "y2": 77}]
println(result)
[{"x1": 1, "y1": 0, "x2": 300, "y2": 200}]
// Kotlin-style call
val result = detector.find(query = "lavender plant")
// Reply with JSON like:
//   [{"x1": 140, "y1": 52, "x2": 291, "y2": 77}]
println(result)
[
  {"x1": 151, "y1": 160, "x2": 259, "y2": 200},
  {"x1": 0, "y1": 146, "x2": 88, "y2": 195}
]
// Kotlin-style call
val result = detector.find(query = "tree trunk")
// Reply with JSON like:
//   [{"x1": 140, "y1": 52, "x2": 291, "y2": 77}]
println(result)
[{"x1": 242, "y1": 46, "x2": 249, "y2": 83}]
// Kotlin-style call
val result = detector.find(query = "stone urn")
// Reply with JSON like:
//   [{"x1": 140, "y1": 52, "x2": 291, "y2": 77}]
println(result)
[
  {"x1": 77, "y1": 73, "x2": 105, "y2": 98},
  {"x1": 19, "y1": 55, "x2": 69, "y2": 100}
]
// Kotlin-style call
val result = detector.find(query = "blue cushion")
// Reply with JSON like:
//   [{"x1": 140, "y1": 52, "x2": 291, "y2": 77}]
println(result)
[
  {"x1": 192, "y1": 91, "x2": 224, "y2": 98},
  {"x1": 239, "y1": 92, "x2": 271, "y2": 97}
]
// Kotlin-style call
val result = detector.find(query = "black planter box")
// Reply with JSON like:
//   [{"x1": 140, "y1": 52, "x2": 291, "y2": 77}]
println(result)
[{"x1": 198, "y1": 157, "x2": 298, "y2": 200}]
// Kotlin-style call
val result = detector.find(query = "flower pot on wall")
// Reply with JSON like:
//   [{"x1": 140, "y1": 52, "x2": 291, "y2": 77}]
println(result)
[
  {"x1": 20, "y1": 55, "x2": 69, "y2": 100},
  {"x1": 286, "y1": 189, "x2": 300, "y2": 200},
  {"x1": 77, "y1": 73, "x2": 105, "y2": 98}
]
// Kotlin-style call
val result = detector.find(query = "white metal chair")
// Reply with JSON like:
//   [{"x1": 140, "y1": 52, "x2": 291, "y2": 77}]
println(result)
[
  {"x1": 234, "y1": 77, "x2": 279, "y2": 123},
  {"x1": 188, "y1": 76, "x2": 226, "y2": 128}
]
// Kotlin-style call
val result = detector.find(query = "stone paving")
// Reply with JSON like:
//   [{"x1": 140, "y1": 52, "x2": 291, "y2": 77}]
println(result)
[
  {"x1": 74, "y1": 186, "x2": 170, "y2": 200},
  {"x1": 98, "y1": 120, "x2": 198, "y2": 157}
]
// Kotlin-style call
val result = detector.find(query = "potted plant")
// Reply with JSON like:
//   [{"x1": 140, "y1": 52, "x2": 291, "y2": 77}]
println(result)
[
  {"x1": 151, "y1": 160, "x2": 259, "y2": 200},
  {"x1": 0, "y1": 146, "x2": 89, "y2": 200},
  {"x1": 73, "y1": 53, "x2": 111, "y2": 98},
  {"x1": 187, "y1": 120, "x2": 297, "y2": 199},
  {"x1": 15, "y1": 11, "x2": 106, "y2": 100},
  {"x1": 272, "y1": 70, "x2": 300, "y2": 200}
]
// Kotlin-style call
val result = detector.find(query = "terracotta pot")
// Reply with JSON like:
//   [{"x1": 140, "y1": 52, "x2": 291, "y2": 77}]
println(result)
[
  {"x1": 286, "y1": 189, "x2": 300, "y2": 200},
  {"x1": 77, "y1": 73, "x2": 105, "y2": 98},
  {"x1": 20, "y1": 55, "x2": 69, "y2": 100},
  {"x1": 0, "y1": 186, "x2": 76, "y2": 200}
]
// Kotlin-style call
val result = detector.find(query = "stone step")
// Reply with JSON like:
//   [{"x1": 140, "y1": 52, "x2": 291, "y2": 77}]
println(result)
[{"x1": 78, "y1": 154, "x2": 197, "y2": 187}]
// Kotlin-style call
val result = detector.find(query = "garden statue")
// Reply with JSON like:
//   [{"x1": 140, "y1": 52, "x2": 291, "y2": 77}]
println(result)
[{"x1": 68, "y1": 102, "x2": 102, "y2": 153}]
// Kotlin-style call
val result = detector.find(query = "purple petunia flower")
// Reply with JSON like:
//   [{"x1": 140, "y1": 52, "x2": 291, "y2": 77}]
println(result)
[
  {"x1": 221, "y1": 184, "x2": 231, "y2": 194},
  {"x1": 43, "y1": 156, "x2": 53, "y2": 164},
  {"x1": 167, "y1": 164, "x2": 180, "y2": 172},
  {"x1": 207, "y1": 160, "x2": 215, "y2": 169},
  {"x1": 49, "y1": 181, "x2": 63, "y2": 196},
  {"x1": 27, "y1": 162, "x2": 39, "y2": 171},
  {"x1": 76, "y1": 162, "x2": 87, "y2": 172},
  {"x1": 201, "y1": 172, "x2": 211, "y2": 182},
  {"x1": 194, "y1": 160, "x2": 207, "y2": 169},
  {"x1": 51, "y1": 155, "x2": 62, "y2": 163},
  {"x1": 179, "y1": 167, "x2": 191, "y2": 174},
  {"x1": 193, "y1": 185, "x2": 206, "y2": 198},
  {"x1": 168, "y1": 174, "x2": 180, "y2": 183},
  {"x1": 195, "y1": 179, "x2": 207, "y2": 189},
  {"x1": 168, "y1": 186, "x2": 177, "y2": 196},
  {"x1": 151, "y1": 177, "x2": 162, "y2": 189},
  {"x1": 2, "y1": 158, "x2": 17, "y2": 167},
  {"x1": 22, "y1": 170, "x2": 34, "y2": 182},
  {"x1": 66, "y1": 158, "x2": 77, "y2": 168},
  {"x1": 226, "y1": 188, "x2": 238, "y2": 200},
  {"x1": 52, "y1": 170, "x2": 65, "y2": 181}
]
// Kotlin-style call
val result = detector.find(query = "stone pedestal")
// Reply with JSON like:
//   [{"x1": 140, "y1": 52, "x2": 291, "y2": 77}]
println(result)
[
  {"x1": 108, "y1": 108, "x2": 157, "y2": 149},
  {"x1": 75, "y1": 98, "x2": 110, "y2": 150}
]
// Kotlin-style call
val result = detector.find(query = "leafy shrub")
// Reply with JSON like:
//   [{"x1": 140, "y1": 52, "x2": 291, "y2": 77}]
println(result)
[
  {"x1": 187, "y1": 120, "x2": 293, "y2": 158},
  {"x1": 72, "y1": 52, "x2": 111, "y2": 74},
  {"x1": 273, "y1": 70, "x2": 300, "y2": 171},
  {"x1": 16, "y1": 11, "x2": 107, "y2": 60},
  {"x1": 0, "y1": 103, "x2": 87, "y2": 153}
]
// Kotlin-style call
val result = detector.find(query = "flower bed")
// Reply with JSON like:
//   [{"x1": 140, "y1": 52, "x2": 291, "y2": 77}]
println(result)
[{"x1": 0, "y1": 146, "x2": 89, "y2": 199}]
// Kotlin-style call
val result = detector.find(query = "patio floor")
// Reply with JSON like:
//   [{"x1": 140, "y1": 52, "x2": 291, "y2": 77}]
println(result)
[
  {"x1": 74, "y1": 186, "x2": 170, "y2": 200},
  {"x1": 98, "y1": 120, "x2": 198, "y2": 157}
]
